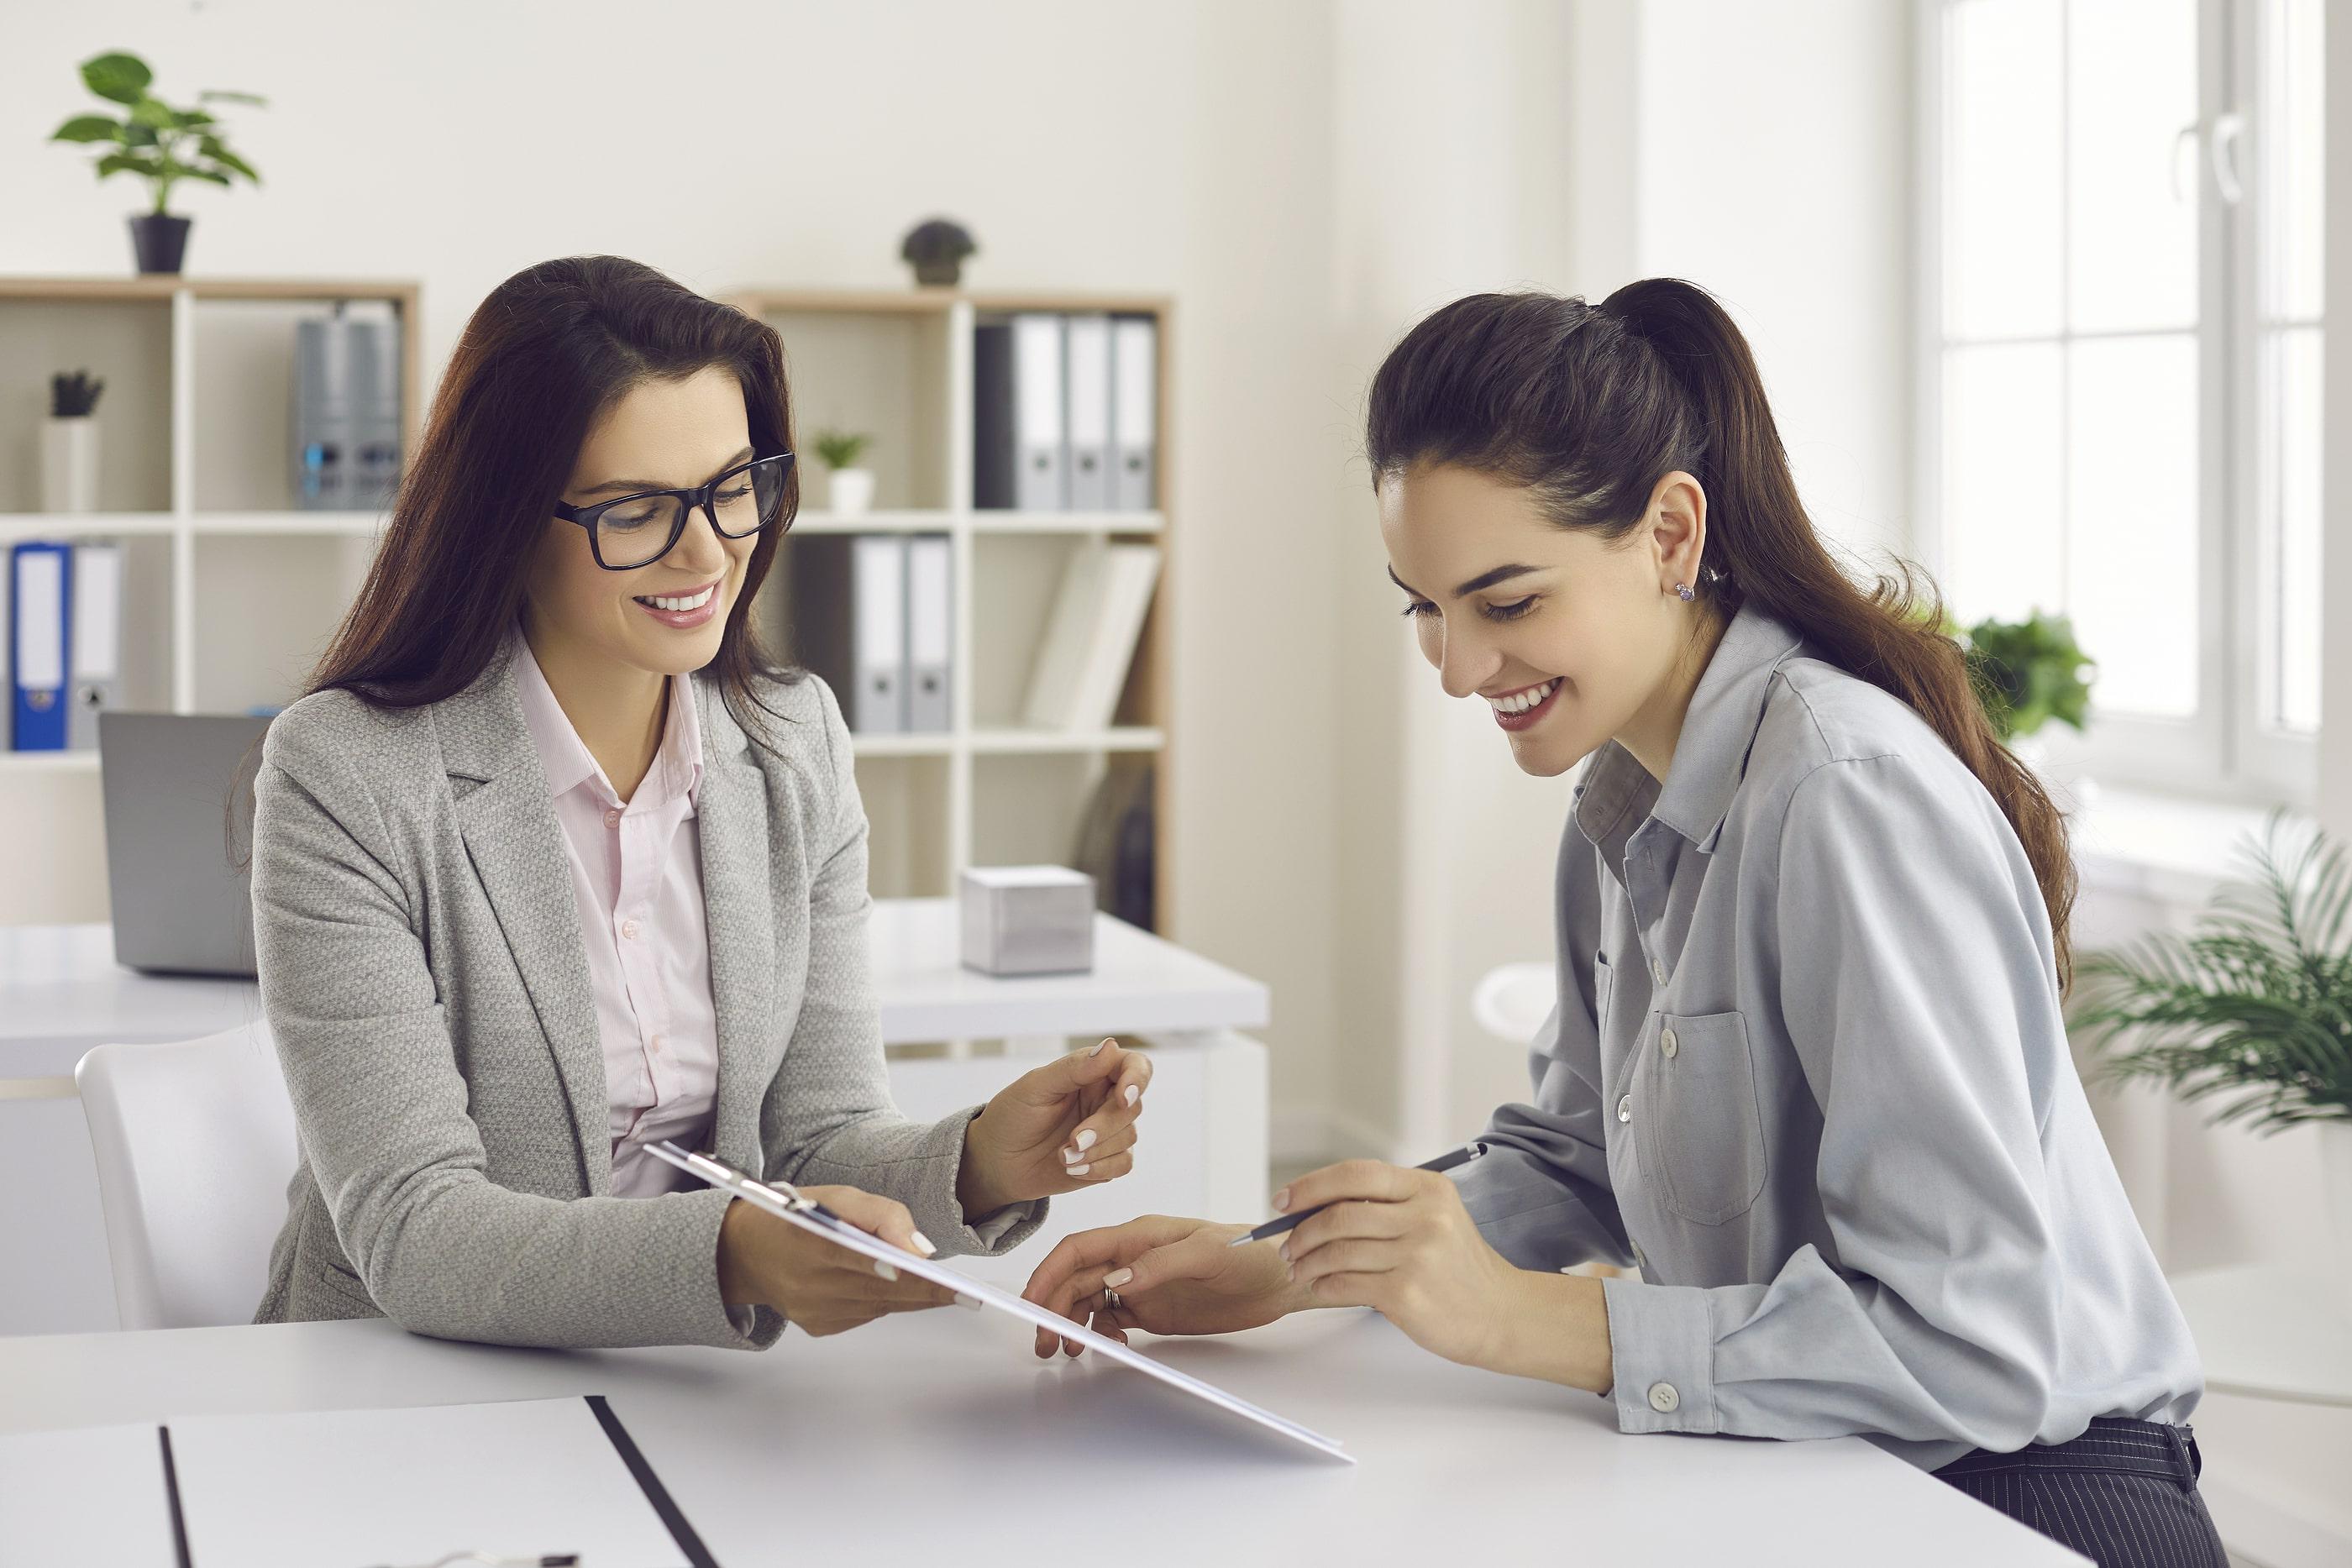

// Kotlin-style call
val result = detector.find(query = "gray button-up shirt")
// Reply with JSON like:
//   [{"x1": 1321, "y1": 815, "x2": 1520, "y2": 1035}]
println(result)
[{"x1": 1453, "y1": 602, "x2": 2201, "y2": 1470}]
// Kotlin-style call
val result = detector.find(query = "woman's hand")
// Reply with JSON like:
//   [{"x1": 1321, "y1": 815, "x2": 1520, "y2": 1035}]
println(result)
[
  {"x1": 716, "y1": 1186, "x2": 965, "y2": 1338},
  {"x1": 1275, "y1": 1159, "x2": 1614, "y2": 1391},
  {"x1": 957, "y1": 1037, "x2": 1153, "y2": 1215},
  {"x1": 1019, "y1": 1214, "x2": 1309, "y2": 1358}
]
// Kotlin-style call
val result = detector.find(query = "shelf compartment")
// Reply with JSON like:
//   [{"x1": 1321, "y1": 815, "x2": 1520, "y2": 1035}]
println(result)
[
  {"x1": 190, "y1": 296, "x2": 405, "y2": 516},
  {"x1": 0, "y1": 297, "x2": 174, "y2": 514},
  {"x1": 187, "y1": 532, "x2": 371, "y2": 716},
  {"x1": 758, "y1": 307, "x2": 953, "y2": 511},
  {"x1": 854, "y1": 752, "x2": 952, "y2": 899}
]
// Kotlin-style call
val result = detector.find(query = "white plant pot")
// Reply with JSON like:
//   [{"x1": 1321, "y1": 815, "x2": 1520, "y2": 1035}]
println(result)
[
  {"x1": 827, "y1": 467, "x2": 875, "y2": 517},
  {"x1": 39, "y1": 417, "x2": 99, "y2": 514}
]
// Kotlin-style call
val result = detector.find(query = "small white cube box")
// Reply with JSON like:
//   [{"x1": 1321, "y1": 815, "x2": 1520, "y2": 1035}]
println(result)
[{"x1": 958, "y1": 866, "x2": 1096, "y2": 976}]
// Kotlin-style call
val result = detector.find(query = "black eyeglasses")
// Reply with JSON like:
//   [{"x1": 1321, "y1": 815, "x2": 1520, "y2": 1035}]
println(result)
[{"x1": 554, "y1": 452, "x2": 795, "y2": 570}]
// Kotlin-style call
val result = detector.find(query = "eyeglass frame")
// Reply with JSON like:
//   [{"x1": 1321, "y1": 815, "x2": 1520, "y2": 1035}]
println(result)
[{"x1": 552, "y1": 450, "x2": 796, "y2": 571}]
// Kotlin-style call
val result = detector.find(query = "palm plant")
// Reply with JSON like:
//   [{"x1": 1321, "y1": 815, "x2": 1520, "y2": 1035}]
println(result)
[{"x1": 2071, "y1": 810, "x2": 2352, "y2": 1133}]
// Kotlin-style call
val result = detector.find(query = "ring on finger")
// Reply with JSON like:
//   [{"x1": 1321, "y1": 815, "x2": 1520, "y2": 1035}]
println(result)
[{"x1": 1102, "y1": 1287, "x2": 1123, "y2": 1314}]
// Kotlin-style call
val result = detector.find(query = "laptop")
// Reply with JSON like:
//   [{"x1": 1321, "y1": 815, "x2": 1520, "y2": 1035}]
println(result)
[{"x1": 97, "y1": 712, "x2": 274, "y2": 977}]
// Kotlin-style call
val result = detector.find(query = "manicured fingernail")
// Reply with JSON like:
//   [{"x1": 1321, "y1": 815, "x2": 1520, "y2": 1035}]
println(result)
[
  {"x1": 911, "y1": 1231, "x2": 937, "y2": 1256},
  {"x1": 1063, "y1": 1146, "x2": 1081, "y2": 1164},
  {"x1": 955, "y1": 1293, "x2": 983, "y2": 1311},
  {"x1": 1125, "y1": 1085, "x2": 1141, "y2": 1107},
  {"x1": 1103, "y1": 1267, "x2": 1133, "y2": 1288},
  {"x1": 1074, "y1": 1128, "x2": 1097, "y2": 1152},
  {"x1": 1068, "y1": 1162, "x2": 1090, "y2": 1176},
  {"x1": 1272, "y1": 1188, "x2": 1290, "y2": 1211},
  {"x1": 874, "y1": 1261, "x2": 899, "y2": 1282},
  {"x1": 1091, "y1": 1037, "x2": 1112, "y2": 1057}
]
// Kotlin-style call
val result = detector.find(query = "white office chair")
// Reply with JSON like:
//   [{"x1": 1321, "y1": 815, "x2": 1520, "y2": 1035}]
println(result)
[
  {"x1": 1473, "y1": 962, "x2": 1556, "y2": 1046},
  {"x1": 74, "y1": 1020, "x2": 298, "y2": 1330}
]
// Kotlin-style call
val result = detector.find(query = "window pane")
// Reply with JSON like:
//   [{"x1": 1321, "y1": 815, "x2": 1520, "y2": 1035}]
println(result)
[
  {"x1": 2067, "y1": 335, "x2": 2200, "y2": 717},
  {"x1": 1945, "y1": 0, "x2": 2063, "y2": 338},
  {"x1": 2067, "y1": 0, "x2": 2199, "y2": 333},
  {"x1": 2268, "y1": 327, "x2": 2323, "y2": 732},
  {"x1": 2260, "y1": 0, "x2": 2325, "y2": 321},
  {"x1": 1942, "y1": 343, "x2": 2065, "y2": 625}
]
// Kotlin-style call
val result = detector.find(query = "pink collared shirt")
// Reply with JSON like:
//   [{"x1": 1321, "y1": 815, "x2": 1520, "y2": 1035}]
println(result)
[{"x1": 511, "y1": 629, "x2": 720, "y2": 1198}]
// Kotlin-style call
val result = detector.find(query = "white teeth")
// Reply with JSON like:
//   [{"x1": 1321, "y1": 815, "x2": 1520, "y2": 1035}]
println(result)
[
  {"x1": 1488, "y1": 679, "x2": 1557, "y2": 716},
  {"x1": 638, "y1": 584, "x2": 717, "y2": 613}
]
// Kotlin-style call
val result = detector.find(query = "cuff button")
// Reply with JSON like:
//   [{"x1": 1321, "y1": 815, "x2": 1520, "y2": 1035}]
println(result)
[{"x1": 1647, "y1": 1381, "x2": 1680, "y2": 1413}]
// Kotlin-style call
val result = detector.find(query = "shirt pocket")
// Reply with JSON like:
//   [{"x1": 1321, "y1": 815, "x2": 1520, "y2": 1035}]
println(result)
[{"x1": 1635, "y1": 1008, "x2": 1768, "y2": 1226}]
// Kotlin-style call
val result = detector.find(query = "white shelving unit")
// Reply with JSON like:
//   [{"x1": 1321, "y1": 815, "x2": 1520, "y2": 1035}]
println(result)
[
  {"x1": 732, "y1": 289, "x2": 1173, "y2": 931},
  {"x1": 0, "y1": 275, "x2": 421, "y2": 737},
  {"x1": 0, "y1": 278, "x2": 1171, "y2": 933}
]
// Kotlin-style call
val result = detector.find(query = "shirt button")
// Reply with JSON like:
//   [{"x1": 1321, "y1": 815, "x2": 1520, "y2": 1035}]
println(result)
[
  {"x1": 605, "y1": 807, "x2": 621, "y2": 828},
  {"x1": 1660, "y1": 1026, "x2": 1679, "y2": 1058},
  {"x1": 1648, "y1": 1382, "x2": 1680, "y2": 1413},
  {"x1": 1651, "y1": 957, "x2": 1667, "y2": 987},
  {"x1": 622, "y1": 918, "x2": 641, "y2": 941},
  {"x1": 1616, "y1": 1094, "x2": 1633, "y2": 1123}
]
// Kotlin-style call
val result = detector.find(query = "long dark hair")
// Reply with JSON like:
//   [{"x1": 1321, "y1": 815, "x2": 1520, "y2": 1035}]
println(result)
[
  {"x1": 1364, "y1": 280, "x2": 2078, "y2": 991},
  {"x1": 308, "y1": 254, "x2": 804, "y2": 734}
]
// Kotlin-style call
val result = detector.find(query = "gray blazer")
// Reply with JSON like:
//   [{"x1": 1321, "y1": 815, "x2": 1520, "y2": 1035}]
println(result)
[{"x1": 249, "y1": 637, "x2": 1042, "y2": 1349}]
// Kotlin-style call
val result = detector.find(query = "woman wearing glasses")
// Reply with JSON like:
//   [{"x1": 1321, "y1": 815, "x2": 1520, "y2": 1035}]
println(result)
[
  {"x1": 249, "y1": 255, "x2": 1148, "y2": 1348},
  {"x1": 1022, "y1": 281, "x2": 2218, "y2": 1566}
]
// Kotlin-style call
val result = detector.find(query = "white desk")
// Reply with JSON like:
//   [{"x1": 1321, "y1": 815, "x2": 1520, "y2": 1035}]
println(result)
[
  {"x1": 0, "y1": 903, "x2": 1271, "y2": 1334},
  {"x1": 0, "y1": 899, "x2": 1269, "y2": 1077},
  {"x1": 0, "y1": 1308, "x2": 2078, "y2": 1566}
]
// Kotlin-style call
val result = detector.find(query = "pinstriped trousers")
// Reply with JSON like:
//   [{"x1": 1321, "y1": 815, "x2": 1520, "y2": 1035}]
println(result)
[{"x1": 1932, "y1": 1417, "x2": 2228, "y2": 1567}]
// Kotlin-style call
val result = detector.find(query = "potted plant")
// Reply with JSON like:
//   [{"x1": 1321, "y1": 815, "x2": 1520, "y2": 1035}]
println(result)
[
  {"x1": 816, "y1": 429, "x2": 877, "y2": 517},
  {"x1": 49, "y1": 50, "x2": 265, "y2": 275},
  {"x1": 900, "y1": 218, "x2": 977, "y2": 288},
  {"x1": 2071, "y1": 811, "x2": 2352, "y2": 1278},
  {"x1": 40, "y1": 371, "x2": 104, "y2": 514}
]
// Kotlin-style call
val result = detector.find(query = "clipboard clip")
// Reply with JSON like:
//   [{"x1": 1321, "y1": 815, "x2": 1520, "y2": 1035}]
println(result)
[{"x1": 648, "y1": 1141, "x2": 849, "y2": 1229}]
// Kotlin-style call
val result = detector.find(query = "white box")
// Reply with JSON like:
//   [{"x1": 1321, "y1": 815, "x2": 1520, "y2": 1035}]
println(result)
[{"x1": 959, "y1": 866, "x2": 1095, "y2": 976}]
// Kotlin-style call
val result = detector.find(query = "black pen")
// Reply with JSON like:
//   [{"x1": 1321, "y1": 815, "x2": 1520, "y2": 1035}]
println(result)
[{"x1": 1226, "y1": 1141, "x2": 1488, "y2": 1246}]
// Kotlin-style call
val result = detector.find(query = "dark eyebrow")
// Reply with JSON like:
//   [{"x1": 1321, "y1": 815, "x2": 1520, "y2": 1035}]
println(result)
[
  {"x1": 577, "y1": 445, "x2": 757, "y2": 497},
  {"x1": 1387, "y1": 562, "x2": 1545, "y2": 600}
]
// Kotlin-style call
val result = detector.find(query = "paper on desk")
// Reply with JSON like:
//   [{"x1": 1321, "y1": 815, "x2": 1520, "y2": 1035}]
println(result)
[
  {"x1": 0, "y1": 1423, "x2": 179, "y2": 1561},
  {"x1": 665, "y1": 1147, "x2": 1352, "y2": 1463},
  {"x1": 167, "y1": 1397, "x2": 696, "y2": 1568}
]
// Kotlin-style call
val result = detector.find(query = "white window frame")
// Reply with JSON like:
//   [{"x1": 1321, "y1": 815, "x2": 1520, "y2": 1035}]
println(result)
[{"x1": 1914, "y1": 0, "x2": 2321, "y2": 808}]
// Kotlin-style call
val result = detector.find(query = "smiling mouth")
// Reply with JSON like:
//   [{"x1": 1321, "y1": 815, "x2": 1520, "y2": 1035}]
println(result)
[
  {"x1": 633, "y1": 580, "x2": 721, "y2": 612},
  {"x1": 1484, "y1": 679, "x2": 1558, "y2": 716}
]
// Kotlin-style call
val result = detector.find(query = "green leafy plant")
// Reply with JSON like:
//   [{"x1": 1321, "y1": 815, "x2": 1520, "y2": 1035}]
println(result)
[
  {"x1": 815, "y1": 429, "x2": 874, "y2": 469},
  {"x1": 1946, "y1": 609, "x2": 2095, "y2": 742},
  {"x1": 2071, "y1": 810, "x2": 2352, "y2": 1132},
  {"x1": 50, "y1": 370, "x2": 104, "y2": 418},
  {"x1": 49, "y1": 51, "x2": 265, "y2": 215}
]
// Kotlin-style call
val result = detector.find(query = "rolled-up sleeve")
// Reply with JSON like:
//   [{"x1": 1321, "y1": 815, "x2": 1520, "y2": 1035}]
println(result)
[{"x1": 1600, "y1": 753, "x2": 2068, "y2": 1447}]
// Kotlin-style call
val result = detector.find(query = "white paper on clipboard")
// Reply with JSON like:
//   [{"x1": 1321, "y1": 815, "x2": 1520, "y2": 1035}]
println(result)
[{"x1": 649, "y1": 1143, "x2": 1352, "y2": 1463}]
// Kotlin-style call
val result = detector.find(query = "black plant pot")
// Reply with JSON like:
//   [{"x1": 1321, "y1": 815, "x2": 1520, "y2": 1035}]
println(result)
[{"x1": 129, "y1": 213, "x2": 192, "y2": 275}]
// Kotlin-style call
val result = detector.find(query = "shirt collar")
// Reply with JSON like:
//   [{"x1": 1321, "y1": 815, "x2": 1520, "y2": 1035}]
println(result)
[
  {"x1": 1573, "y1": 600, "x2": 1805, "y2": 855},
  {"x1": 509, "y1": 624, "x2": 704, "y2": 812}
]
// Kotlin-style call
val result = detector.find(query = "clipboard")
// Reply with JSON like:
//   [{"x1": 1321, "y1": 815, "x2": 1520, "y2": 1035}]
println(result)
[{"x1": 649, "y1": 1141, "x2": 1352, "y2": 1463}]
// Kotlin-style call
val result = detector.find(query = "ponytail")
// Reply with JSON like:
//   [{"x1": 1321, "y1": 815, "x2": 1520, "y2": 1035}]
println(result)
[{"x1": 1368, "y1": 281, "x2": 2079, "y2": 991}]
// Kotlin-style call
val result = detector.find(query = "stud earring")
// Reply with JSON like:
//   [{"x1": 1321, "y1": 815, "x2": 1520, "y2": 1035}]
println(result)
[{"x1": 1674, "y1": 582, "x2": 1694, "y2": 601}]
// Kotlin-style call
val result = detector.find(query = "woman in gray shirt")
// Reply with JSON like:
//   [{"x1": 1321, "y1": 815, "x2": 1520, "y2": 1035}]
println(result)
[{"x1": 1021, "y1": 281, "x2": 2219, "y2": 1568}]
